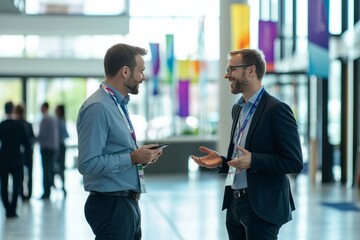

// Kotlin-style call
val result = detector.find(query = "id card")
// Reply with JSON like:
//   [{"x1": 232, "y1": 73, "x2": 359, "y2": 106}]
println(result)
[
  {"x1": 225, "y1": 147, "x2": 243, "y2": 186},
  {"x1": 225, "y1": 166, "x2": 237, "y2": 186},
  {"x1": 137, "y1": 164, "x2": 146, "y2": 193}
]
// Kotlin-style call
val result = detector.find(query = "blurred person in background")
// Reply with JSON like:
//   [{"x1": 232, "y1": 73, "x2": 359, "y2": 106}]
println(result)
[
  {"x1": 54, "y1": 104, "x2": 69, "y2": 197},
  {"x1": 0, "y1": 101, "x2": 30, "y2": 217},
  {"x1": 14, "y1": 104, "x2": 35, "y2": 201},
  {"x1": 38, "y1": 102, "x2": 59, "y2": 200}
]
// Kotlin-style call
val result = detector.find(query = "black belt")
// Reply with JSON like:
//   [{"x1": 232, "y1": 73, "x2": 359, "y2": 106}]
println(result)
[
  {"x1": 90, "y1": 191, "x2": 141, "y2": 201},
  {"x1": 233, "y1": 189, "x2": 247, "y2": 198}
]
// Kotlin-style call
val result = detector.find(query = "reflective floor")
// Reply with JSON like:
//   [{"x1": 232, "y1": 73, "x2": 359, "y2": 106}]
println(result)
[{"x1": 1, "y1": 166, "x2": 360, "y2": 240}]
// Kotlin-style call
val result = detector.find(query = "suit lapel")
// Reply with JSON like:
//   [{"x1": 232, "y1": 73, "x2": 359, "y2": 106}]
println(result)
[
  {"x1": 225, "y1": 104, "x2": 242, "y2": 160},
  {"x1": 230, "y1": 104, "x2": 242, "y2": 141}
]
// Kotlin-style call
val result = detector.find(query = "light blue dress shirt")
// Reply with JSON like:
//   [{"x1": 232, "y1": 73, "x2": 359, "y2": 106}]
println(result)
[
  {"x1": 232, "y1": 87, "x2": 264, "y2": 190},
  {"x1": 38, "y1": 114, "x2": 59, "y2": 151},
  {"x1": 76, "y1": 82, "x2": 140, "y2": 193}
]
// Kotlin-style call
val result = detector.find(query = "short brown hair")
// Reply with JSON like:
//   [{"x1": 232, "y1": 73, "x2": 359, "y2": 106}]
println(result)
[
  {"x1": 104, "y1": 43, "x2": 148, "y2": 78},
  {"x1": 229, "y1": 49, "x2": 266, "y2": 80},
  {"x1": 15, "y1": 104, "x2": 26, "y2": 120}
]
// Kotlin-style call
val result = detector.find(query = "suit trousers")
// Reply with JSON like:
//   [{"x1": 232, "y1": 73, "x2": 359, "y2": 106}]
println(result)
[
  {"x1": 40, "y1": 148, "x2": 56, "y2": 197},
  {"x1": 22, "y1": 149, "x2": 33, "y2": 198},
  {"x1": 0, "y1": 165, "x2": 22, "y2": 216},
  {"x1": 85, "y1": 194, "x2": 142, "y2": 240},
  {"x1": 226, "y1": 194, "x2": 280, "y2": 240},
  {"x1": 54, "y1": 143, "x2": 66, "y2": 189}
]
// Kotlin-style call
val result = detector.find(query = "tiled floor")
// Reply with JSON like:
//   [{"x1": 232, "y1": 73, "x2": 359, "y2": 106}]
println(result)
[{"x1": 1, "y1": 160, "x2": 360, "y2": 240}]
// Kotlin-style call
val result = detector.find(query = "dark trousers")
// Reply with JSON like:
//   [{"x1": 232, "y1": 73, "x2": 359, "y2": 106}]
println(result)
[
  {"x1": 54, "y1": 144, "x2": 66, "y2": 190},
  {"x1": 226, "y1": 195, "x2": 280, "y2": 240},
  {"x1": 22, "y1": 150, "x2": 33, "y2": 198},
  {"x1": 0, "y1": 165, "x2": 22, "y2": 216},
  {"x1": 85, "y1": 194, "x2": 142, "y2": 240},
  {"x1": 40, "y1": 148, "x2": 56, "y2": 197}
]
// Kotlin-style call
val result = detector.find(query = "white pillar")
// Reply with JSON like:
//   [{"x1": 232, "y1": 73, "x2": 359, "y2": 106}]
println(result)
[{"x1": 218, "y1": 0, "x2": 248, "y2": 154}]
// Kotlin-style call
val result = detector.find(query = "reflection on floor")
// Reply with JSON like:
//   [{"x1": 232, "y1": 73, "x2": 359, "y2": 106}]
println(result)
[{"x1": 1, "y1": 168, "x2": 360, "y2": 240}]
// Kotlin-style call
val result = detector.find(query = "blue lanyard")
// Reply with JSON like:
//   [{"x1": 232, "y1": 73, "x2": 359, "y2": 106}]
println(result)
[
  {"x1": 101, "y1": 84, "x2": 138, "y2": 147},
  {"x1": 233, "y1": 87, "x2": 265, "y2": 147}
]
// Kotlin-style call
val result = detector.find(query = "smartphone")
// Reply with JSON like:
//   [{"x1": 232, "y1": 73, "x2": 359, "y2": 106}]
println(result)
[{"x1": 150, "y1": 143, "x2": 170, "y2": 149}]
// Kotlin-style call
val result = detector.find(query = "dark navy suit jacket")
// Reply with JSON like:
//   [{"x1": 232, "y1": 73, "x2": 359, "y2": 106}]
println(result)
[
  {"x1": 219, "y1": 90, "x2": 303, "y2": 226},
  {"x1": 0, "y1": 119, "x2": 30, "y2": 170}
]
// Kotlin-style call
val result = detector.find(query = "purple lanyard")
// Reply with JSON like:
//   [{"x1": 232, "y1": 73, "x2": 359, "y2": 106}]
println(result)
[
  {"x1": 101, "y1": 84, "x2": 137, "y2": 146},
  {"x1": 234, "y1": 87, "x2": 265, "y2": 146}
]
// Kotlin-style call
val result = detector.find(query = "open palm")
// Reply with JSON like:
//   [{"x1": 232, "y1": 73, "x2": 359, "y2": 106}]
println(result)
[{"x1": 191, "y1": 146, "x2": 222, "y2": 168}]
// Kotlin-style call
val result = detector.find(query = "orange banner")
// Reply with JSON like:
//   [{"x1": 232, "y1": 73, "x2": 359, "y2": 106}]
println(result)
[{"x1": 231, "y1": 4, "x2": 250, "y2": 50}]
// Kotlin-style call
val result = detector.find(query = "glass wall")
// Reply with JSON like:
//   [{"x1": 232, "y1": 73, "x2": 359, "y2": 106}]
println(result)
[
  {"x1": 24, "y1": 77, "x2": 89, "y2": 167},
  {"x1": 1, "y1": 0, "x2": 311, "y2": 148},
  {"x1": 127, "y1": 0, "x2": 220, "y2": 140},
  {"x1": 263, "y1": 73, "x2": 309, "y2": 164},
  {"x1": 0, "y1": 0, "x2": 220, "y2": 143}
]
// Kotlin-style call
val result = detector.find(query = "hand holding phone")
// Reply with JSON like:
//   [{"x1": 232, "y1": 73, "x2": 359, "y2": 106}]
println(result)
[{"x1": 150, "y1": 143, "x2": 170, "y2": 149}]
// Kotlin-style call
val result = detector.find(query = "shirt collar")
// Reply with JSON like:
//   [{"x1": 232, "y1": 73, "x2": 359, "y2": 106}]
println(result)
[
  {"x1": 237, "y1": 86, "x2": 264, "y2": 107},
  {"x1": 101, "y1": 81, "x2": 130, "y2": 106}
]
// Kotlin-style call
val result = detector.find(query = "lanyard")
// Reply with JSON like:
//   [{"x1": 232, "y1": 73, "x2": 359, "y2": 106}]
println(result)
[
  {"x1": 101, "y1": 83, "x2": 145, "y2": 193},
  {"x1": 233, "y1": 87, "x2": 265, "y2": 154},
  {"x1": 101, "y1": 83, "x2": 137, "y2": 147},
  {"x1": 225, "y1": 87, "x2": 265, "y2": 187}
]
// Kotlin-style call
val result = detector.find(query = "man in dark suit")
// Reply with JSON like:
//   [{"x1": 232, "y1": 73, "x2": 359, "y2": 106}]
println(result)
[
  {"x1": 0, "y1": 101, "x2": 30, "y2": 218},
  {"x1": 191, "y1": 49, "x2": 303, "y2": 239},
  {"x1": 15, "y1": 104, "x2": 36, "y2": 200}
]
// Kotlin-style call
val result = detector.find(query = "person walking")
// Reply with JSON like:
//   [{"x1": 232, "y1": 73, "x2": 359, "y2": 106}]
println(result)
[
  {"x1": 191, "y1": 48, "x2": 303, "y2": 240},
  {"x1": 54, "y1": 104, "x2": 69, "y2": 197},
  {"x1": 38, "y1": 102, "x2": 59, "y2": 200},
  {"x1": 77, "y1": 43, "x2": 165, "y2": 239},
  {"x1": 14, "y1": 104, "x2": 36, "y2": 201},
  {"x1": 0, "y1": 101, "x2": 30, "y2": 217}
]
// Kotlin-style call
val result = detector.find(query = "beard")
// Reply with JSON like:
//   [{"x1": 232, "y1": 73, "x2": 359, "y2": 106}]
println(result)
[
  {"x1": 125, "y1": 73, "x2": 140, "y2": 94},
  {"x1": 230, "y1": 72, "x2": 248, "y2": 94}
]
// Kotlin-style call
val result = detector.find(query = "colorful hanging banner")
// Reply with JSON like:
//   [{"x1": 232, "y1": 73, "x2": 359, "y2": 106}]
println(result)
[
  {"x1": 308, "y1": 0, "x2": 329, "y2": 78},
  {"x1": 165, "y1": 34, "x2": 175, "y2": 84},
  {"x1": 149, "y1": 42, "x2": 160, "y2": 95},
  {"x1": 231, "y1": 4, "x2": 250, "y2": 50},
  {"x1": 258, "y1": 20, "x2": 277, "y2": 72},
  {"x1": 190, "y1": 60, "x2": 201, "y2": 83},
  {"x1": 178, "y1": 80, "x2": 190, "y2": 118},
  {"x1": 178, "y1": 60, "x2": 190, "y2": 80}
]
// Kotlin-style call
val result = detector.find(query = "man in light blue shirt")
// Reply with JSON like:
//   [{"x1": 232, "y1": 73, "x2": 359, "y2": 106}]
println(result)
[
  {"x1": 77, "y1": 43, "x2": 164, "y2": 240},
  {"x1": 38, "y1": 102, "x2": 59, "y2": 200}
]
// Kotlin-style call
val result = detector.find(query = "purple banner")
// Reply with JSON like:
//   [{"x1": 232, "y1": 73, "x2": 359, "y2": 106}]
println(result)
[
  {"x1": 308, "y1": 0, "x2": 329, "y2": 49},
  {"x1": 258, "y1": 21, "x2": 277, "y2": 71},
  {"x1": 308, "y1": 0, "x2": 329, "y2": 77},
  {"x1": 150, "y1": 43, "x2": 160, "y2": 75},
  {"x1": 178, "y1": 80, "x2": 189, "y2": 118}
]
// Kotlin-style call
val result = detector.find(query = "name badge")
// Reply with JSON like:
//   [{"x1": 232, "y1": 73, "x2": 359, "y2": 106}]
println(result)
[
  {"x1": 137, "y1": 164, "x2": 146, "y2": 193},
  {"x1": 225, "y1": 166, "x2": 237, "y2": 186}
]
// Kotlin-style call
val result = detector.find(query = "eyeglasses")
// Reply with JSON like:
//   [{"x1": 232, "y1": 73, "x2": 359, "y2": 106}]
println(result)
[{"x1": 226, "y1": 64, "x2": 253, "y2": 74}]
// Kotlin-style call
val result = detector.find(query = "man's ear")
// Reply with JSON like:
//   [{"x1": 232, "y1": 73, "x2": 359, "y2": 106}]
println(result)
[
  {"x1": 248, "y1": 65, "x2": 256, "y2": 77},
  {"x1": 121, "y1": 66, "x2": 130, "y2": 78}
]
